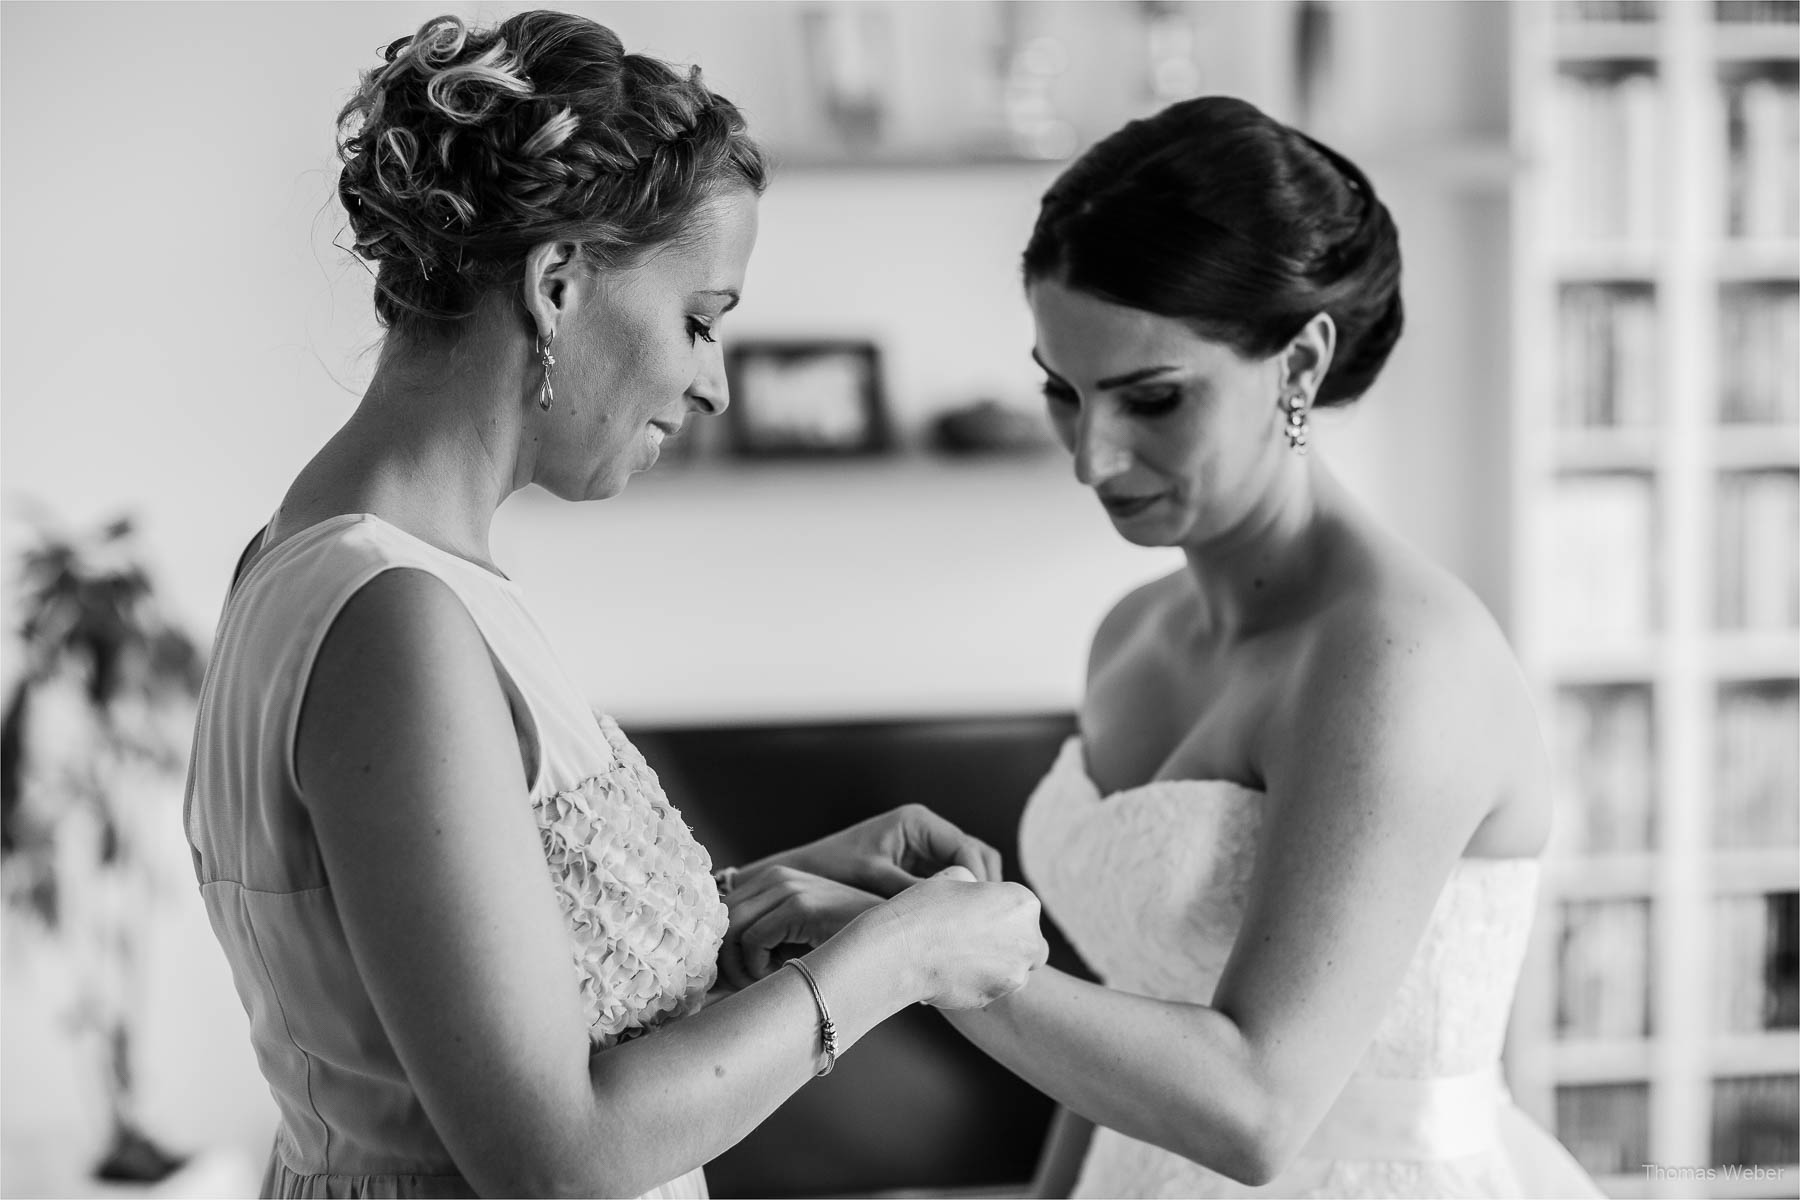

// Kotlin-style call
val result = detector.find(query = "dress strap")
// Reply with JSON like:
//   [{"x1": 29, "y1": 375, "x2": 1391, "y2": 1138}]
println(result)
[{"x1": 1300, "y1": 1065, "x2": 1508, "y2": 1162}]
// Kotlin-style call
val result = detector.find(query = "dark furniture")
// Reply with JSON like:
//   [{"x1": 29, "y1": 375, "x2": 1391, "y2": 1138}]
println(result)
[{"x1": 629, "y1": 712, "x2": 1087, "y2": 1198}]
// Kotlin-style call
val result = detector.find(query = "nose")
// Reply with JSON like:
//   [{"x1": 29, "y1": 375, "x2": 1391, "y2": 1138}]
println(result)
[
  {"x1": 1073, "y1": 409, "x2": 1133, "y2": 487},
  {"x1": 687, "y1": 342, "x2": 729, "y2": 415}
]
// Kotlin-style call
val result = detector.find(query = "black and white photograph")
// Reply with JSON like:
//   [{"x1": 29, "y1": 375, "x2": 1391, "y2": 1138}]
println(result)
[{"x1": 2, "y1": 2, "x2": 1796, "y2": 1198}]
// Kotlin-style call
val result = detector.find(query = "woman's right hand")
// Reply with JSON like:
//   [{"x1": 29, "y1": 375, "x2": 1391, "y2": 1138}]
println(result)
[{"x1": 878, "y1": 866, "x2": 1049, "y2": 1009}]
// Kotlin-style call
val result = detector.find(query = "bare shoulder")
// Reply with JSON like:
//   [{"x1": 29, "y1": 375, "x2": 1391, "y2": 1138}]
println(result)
[
  {"x1": 1271, "y1": 538, "x2": 1549, "y2": 851},
  {"x1": 1087, "y1": 567, "x2": 1190, "y2": 682},
  {"x1": 296, "y1": 566, "x2": 520, "y2": 806}
]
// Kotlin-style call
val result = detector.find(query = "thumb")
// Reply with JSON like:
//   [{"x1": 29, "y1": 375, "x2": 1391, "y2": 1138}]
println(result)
[{"x1": 934, "y1": 865, "x2": 977, "y2": 883}]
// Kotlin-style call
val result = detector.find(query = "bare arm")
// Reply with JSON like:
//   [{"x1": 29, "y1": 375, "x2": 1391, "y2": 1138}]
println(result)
[
  {"x1": 297, "y1": 570, "x2": 1044, "y2": 1197},
  {"x1": 945, "y1": 599, "x2": 1501, "y2": 1185}
]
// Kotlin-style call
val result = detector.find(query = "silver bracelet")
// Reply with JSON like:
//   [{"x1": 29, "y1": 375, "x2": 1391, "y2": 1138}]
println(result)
[{"x1": 783, "y1": 956, "x2": 839, "y2": 1076}]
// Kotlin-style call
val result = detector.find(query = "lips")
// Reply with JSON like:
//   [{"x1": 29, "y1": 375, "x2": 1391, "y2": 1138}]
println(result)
[
  {"x1": 649, "y1": 419, "x2": 681, "y2": 438},
  {"x1": 1099, "y1": 491, "x2": 1162, "y2": 518}
]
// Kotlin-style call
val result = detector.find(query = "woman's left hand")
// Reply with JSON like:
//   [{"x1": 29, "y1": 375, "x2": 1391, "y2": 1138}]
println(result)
[
  {"x1": 742, "y1": 803, "x2": 1006, "y2": 898},
  {"x1": 714, "y1": 865, "x2": 884, "y2": 989}
]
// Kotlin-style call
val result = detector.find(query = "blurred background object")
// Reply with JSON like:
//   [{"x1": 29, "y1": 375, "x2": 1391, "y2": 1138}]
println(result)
[
  {"x1": 1, "y1": 512, "x2": 203, "y2": 1186},
  {"x1": 1508, "y1": 5, "x2": 1799, "y2": 1199},
  {"x1": 1, "y1": 1, "x2": 1794, "y2": 1197}
]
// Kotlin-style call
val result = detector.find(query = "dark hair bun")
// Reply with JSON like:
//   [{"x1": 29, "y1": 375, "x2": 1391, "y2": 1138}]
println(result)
[
  {"x1": 336, "y1": 11, "x2": 767, "y2": 336},
  {"x1": 1023, "y1": 96, "x2": 1403, "y2": 407}
]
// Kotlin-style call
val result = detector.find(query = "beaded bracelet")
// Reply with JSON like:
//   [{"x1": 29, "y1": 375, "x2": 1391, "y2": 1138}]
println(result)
[{"x1": 783, "y1": 956, "x2": 839, "y2": 1076}]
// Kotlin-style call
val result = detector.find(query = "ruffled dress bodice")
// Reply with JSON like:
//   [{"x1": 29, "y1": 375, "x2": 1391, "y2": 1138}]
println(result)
[{"x1": 1018, "y1": 737, "x2": 1601, "y2": 1198}]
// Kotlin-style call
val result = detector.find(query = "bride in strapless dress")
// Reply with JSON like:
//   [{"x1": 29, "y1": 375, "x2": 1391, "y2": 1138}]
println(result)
[{"x1": 722, "y1": 96, "x2": 1602, "y2": 1198}]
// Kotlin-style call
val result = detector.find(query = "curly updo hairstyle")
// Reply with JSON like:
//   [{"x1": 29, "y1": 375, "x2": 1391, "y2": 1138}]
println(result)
[
  {"x1": 1023, "y1": 96, "x2": 1402, "y2": 407},
  {"x1": 336, "y1": 11, "x2": 768, "y2": 339}
]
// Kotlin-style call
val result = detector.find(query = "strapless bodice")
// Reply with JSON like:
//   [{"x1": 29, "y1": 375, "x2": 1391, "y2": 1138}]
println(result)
[{"x1": 1019, "y1": 736, "x2": 1541, "y2": 1080}]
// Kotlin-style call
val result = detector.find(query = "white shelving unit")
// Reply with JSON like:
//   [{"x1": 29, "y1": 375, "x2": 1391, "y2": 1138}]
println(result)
[{"x1": 1508, "y1": 3, "x2": 1800, "y2": 1197}]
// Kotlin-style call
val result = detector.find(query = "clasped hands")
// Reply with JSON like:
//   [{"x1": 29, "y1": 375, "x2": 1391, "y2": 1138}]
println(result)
[{"x1": 713, "y1": 803, "x2": 1015, "y2": 992}]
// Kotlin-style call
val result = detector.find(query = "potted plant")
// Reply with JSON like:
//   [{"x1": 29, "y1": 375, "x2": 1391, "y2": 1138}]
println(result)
[{"x1": 1, "y1": 512, "x2": 205, "y2": 1184}]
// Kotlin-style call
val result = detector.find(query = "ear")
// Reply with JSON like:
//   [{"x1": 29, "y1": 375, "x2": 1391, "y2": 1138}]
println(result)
[
  {"x1": 1278, "y1": 312, "x2": 1338, "y2": 404},
  {"x1": 519, "y1": 240, "x2": 587, "y2": 342}
]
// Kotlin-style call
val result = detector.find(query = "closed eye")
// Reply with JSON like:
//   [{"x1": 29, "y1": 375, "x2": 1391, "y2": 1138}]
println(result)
[
  {"x1": 1123, "y1": 388, "x2": 1181, "y2": 417},
  {"x1": 1041, "y1": 381, "x2": 1077, "y2": 406},
  {"x1": 687, "y1": 317, "x2": 717, "y2": 345}
]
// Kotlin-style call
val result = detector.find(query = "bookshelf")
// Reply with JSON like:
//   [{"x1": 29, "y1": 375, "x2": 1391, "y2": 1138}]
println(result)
[{"x1": 1509, "y1": 3, "x2": 1800, "y2": 1198}]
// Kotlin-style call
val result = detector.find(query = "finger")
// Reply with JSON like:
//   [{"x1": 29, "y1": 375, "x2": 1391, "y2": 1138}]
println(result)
[
  {"x1": 902, "y1": 808, "x2": 998, "y2": 881},
  {"x1": 740, "y1": 900, "x2": 806, "y2": 981},
  {"x1": 722, "y1": 886, "x2": 787, "y2": 987},
  {"x1": 981, "y1": 843, "x2": 1005, "y2": 884},
  {"x1": 934, "y1": 865, "x2": 977, "y2": 883},
  {"x1": 858, "y1": 857, "x2": 925, "y2": 898}
]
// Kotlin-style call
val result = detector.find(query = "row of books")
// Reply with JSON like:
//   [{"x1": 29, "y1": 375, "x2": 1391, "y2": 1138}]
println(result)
[
  {"x1": 1719, "y1": 286, "x2": 1800, "y2": 425},
  {"x1": 1715, "y1": 681, "x2": 1800, "y2": 847},
  {"x1": 1551, "y1": 72, "x2": 1659, "y2": 245},
  {"x1": 1545, "y1": 471, "x2": 1800, "y2": 645},
  {"x1": 1558, "y1": 286, "x2": 1658, "y2": 429},
  {"x1": 1557, "y1": 898, "x2": 1653, "y2": 1039},
  {"x1": 1723, "y1": 77, "x2": 1800, "y2": 242},
  {"x1": 1560, "y1": 0, "x2": 1800, "y2": 22},
  {"x1": 1557, "y1": 1082, "x2": 1650, "y2": 1177},
  {"x1": 1713, "y1": 1074, "x2": 1800, "y2": 1167},
  {"x1": 1556, "y1": 1077, "x2": 1800, "y2": 1176},
  {"x1": 1554, "y1": 685, "x2": 1656, "y2": 853},
  {"x1": 1714, "y1": 470, "x2": 1800, "y2": 631},
  {"x1": 1545, "y1": 475, "x2": 1660, "y2": 647},
  {"x1": 1716, "y1": 0, "x2": 1800, "y2": 23},
  {"x1": 1714, "y1": 892, "x2": 1800, "y2": 1032},
  {"x1": 1557, "y1": 0, "x2": 1660, "y2": 22}
]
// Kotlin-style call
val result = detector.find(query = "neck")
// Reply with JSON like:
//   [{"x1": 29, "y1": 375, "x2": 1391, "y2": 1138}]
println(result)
[
  {"x1": 1179, "y1": 453, "x2": 1334, "y2": 638},
  {"x1": 288, "y1": 321, "x2": 532, "y2": 568}
]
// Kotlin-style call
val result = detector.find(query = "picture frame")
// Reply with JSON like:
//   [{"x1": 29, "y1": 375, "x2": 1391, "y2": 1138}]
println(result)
[{"x1": 724, "y1": 339, "x2": 893, "y2": 458}]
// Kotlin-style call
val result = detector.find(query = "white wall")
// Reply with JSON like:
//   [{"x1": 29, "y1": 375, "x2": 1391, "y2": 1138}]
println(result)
[{"x1": 0, "y1": 0, "x2": 1514, "y2": 1188}]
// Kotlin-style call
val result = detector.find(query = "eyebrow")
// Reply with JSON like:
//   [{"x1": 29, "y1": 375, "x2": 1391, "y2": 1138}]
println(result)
[
  {"x1": 696, "y1": 288, "x2": 740, "y2": 313},
  {"x1": 1031, "y1": 349, "x2": 1179, "y2": 390}
]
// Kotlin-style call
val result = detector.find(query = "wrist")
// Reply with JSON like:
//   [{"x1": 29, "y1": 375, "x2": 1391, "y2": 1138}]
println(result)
[{"x1": 841, "y1": 900, "x2": 933, "y2": 1007}]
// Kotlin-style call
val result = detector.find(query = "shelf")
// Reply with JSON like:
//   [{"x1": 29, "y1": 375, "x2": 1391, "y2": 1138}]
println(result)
[
  {"x1": 1718, "y1": 241, "x2": 1800, "y2": 280},
  {"x1": 1708, "y1": 631, "x2": 1800, "y2": 678},
  {"x1": 1714, "y1": 23, "x2": 1800, "y2": 61},
  {"x1": 1550, "y1": 1037, "x2": 1655, "y2": 1083},
  {"x1": 1708, "y1": 850, "x2": 1800, "y2": 894},
  {"x1": 1700, "y1": 1165, "x2": 1800, "y2": 1199},
  {"x1": 1556, "y1": 244, "x2": 1664, "y2": 281},
  {"x1": 1710, "y1": 1031, "x2": 1800, "y2": 1074},
  {"x1": 1556, "y1": 23, "x2": 1664, "y2": 62},
  {"x1": 1715, "y1": 426, "x2": 1800, "y2": 468},
  {"x1": 1546, "y1": 646, "x2": 1661, "y2": 683},
  {"x1": 1554, "y1": 426, "x2": 1664, "y2": 471},
  {"x1": 1548, "y1": 853, "x2": 1659, "y2": 897}
]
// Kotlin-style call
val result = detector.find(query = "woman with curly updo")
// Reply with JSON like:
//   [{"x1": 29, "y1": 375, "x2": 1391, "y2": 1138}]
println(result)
[
  {"x1": 717, "y1": 98, "x2": 1603, "y2": 1197},
  {"x1": 183, "y1": 12, "x2": 1045, "y2": 1198}
]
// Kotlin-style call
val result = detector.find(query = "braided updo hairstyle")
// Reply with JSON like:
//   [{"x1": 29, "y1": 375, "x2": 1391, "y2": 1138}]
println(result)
[
  {"x1": 336, "y1": 11, "x2": 767, "y2": 338},
  {"x1": 1022, "y1": 96, "x2": 1402, "y2": 407}
]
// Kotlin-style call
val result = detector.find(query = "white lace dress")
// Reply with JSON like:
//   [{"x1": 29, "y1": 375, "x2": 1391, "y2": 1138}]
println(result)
[{"x1": 1018, "y1": 737, "x2": 1605, "y2": 1199}]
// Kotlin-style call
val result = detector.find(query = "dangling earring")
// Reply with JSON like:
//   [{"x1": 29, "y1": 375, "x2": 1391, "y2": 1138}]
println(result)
[
  {"x1": 1282, "y1": 392, "x2": 1311, "y2": 454},
  {"x1": 537, "y1": 330, "x2": 556, "y2": 412}
]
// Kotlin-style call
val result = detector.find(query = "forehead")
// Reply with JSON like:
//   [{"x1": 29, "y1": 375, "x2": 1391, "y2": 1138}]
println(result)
[
  {"x1": 644, "y1": 189, "x2": 759, "y2": 285},
  {"x1": 1028, "y1": 279, "x2": 1244, "y2": 381}
]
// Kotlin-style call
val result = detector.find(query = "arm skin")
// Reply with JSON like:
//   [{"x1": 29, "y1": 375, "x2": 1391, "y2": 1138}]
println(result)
[
  {"x1": 297, "y1": 569, "x2": 938, "y2": 1198},
  {"x1": 943, "y1": 590, "x2": 1511, "y2": 1187}
]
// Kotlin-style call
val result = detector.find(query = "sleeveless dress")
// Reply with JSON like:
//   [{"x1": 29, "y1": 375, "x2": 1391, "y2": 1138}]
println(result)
[
  {"x1": 1018, "y1": 737, "x2": 1605, "y2": 1199},
  {"x1": 183, "y1": 514, "x2": 727, "y2": 1199}
]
